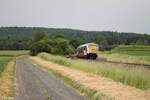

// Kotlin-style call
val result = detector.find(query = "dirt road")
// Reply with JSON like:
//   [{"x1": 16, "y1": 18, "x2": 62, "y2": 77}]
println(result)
[{"x1": 16, "y1": 56, "x2": 87, "y2": 100}]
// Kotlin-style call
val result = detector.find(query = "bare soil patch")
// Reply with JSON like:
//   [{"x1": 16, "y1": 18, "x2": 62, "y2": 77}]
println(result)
[{"x1": 31, "y1": 57, "x2": 150, "y2": 100}]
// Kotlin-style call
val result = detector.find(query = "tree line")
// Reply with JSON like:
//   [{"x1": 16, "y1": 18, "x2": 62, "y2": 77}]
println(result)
[{"x1": 0, "y1": 27, "x2": 150, "y2": 51}]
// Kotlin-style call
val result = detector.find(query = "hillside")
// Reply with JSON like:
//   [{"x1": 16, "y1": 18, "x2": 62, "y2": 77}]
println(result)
[{"x1": 0, "y1": 27, "x2": 150, "y2": 50}]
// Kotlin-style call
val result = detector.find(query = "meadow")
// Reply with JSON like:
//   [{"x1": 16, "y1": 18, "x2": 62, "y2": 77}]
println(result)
[
  {"x1": 38, "y1": 53, "x2": 150, "y2": 90},
  {"x1": 99, "y1": 45, "x2": 150, "y2": 65}
]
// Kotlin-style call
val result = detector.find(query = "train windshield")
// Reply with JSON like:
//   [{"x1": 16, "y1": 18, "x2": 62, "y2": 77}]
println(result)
[
  {"x1": 88, "y1": 44, "x2": 98, "y2": 53},
  {"x1": 89, "y1": 44, "x2": 98, "y2": 48}
]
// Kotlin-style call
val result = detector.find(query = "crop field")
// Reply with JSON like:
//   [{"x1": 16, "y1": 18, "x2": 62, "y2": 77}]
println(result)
[
  {"x1": 99, "y1": 45, "x2": 150, "y2": 65},
  {"x1": 0, "y1": 50, "x2": 28, "y2": 73},
  {"x1": 0, "y1": 50, "x2": 29, "y2": 56},
  {"x1": 111, "y1": 45, "x2": 150, "y2": 56},
  {"x1": 0, "y1": 57, "x2": 14, "y2": 73},
  {"x1": 38, "y1": 53, "x2": 150, "y2": 90}
]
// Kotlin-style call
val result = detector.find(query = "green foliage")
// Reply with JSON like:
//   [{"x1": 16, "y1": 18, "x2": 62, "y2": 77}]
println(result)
[
  {"x1": 39, "y1": 53, "x2": 150, "y2": 90},
  {"x1": 0, "y1": 27, "x2": 150, "y2": 50},
  {"x1": 0, "y1": 57, "x2": 14, "y2": 73},
  {"x1": 30, "y1": 39, "x2": 52, "y2": 56},
  {"x1": 52, "y1": 37, "x2": 74, "y2": 55},
  {"x1": 30, "y1": 34, "x2": 75, "y2": 56},
  {"x1": 69, "y1": 39, "x2": 85, "y2": 48},
  {"x1": 54, "y1": 34, "x2": 65, "y2": 39},
  {"x1": 32, "y1": 31, "x2": 48, "y2": 42}
]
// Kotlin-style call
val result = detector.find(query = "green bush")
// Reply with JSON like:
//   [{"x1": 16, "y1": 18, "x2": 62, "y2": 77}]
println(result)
[
  {"x1": 30, "y1": 39, "x2": 52, "y2": 56},
  {"x1": 52, "y1": 38, "x2": 74, "y2": 55},
  {"x1": 30, "y1": 34, "x2": 75, "y2": 56}
]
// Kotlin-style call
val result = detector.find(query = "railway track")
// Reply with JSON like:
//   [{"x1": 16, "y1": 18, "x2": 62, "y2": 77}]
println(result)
[
  {"x1": 96, "y1": 57, "x2": 150, "y2": 70},
  {"x1": 68, "y1": 55, "x2": 150, "y2": 70}
]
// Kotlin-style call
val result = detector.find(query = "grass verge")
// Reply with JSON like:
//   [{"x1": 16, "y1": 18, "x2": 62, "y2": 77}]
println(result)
[
  {"x1": 0, "y1": 61, "x2": 16, "y2": 100},
  {"x1": 38, "y1": 53, "x2": 150, "y2": 90}
]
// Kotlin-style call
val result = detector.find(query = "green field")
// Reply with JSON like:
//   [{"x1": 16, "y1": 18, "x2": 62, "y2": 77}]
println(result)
[
  {"x1": 0, "y1": 50, "x2": 29, "y2": 56},
  {"x1": 99, "y1": 45, "x2": 150, "y2": 65},
  {"x1": 0, "y1": 50, "x2": 29, "y2": 73},
  {"x1": 111, "y1": 45, "x2": 150, "y2": 56},
  {"x1": 38, "y1": 53, "x2": 150, "y2": 90},
  {"x1": 0, "y1": 57, "x2": 14, "y2": 73}
]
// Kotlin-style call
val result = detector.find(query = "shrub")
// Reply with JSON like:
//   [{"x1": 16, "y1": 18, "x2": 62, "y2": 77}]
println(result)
[
  {"x1": 30, "y1": 35, "x2": 75, "y2": 56},
  {"x1": 52, "y1": 37, "x2": 74, "y2": 55},
  {"x1": 30, "y1": 39, "x2": 52, "y2": 56}
]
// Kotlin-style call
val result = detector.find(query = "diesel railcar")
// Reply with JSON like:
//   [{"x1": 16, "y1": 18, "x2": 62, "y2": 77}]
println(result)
[{"x1": 76, "y1": 43, "x2": 99, "y2": 59}]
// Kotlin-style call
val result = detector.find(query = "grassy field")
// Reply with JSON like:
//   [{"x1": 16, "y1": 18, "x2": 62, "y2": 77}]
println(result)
[
  {"x1": 99, "y1": 45, "x2": 150, "y2": 65},
  {"x1": 38, "y1": 53, "x2": 150, "y2": 90},
  {"x1": 0, "y1": 50, "x2": 29, "y2": 73},
  {"x1": 0, "y1": 50, "x2": 29, "y2": 56},
  {"x1": 111, "y1": 45, "x2": 150, "y2": 56},
  {"x1": 0, "y1": 57, "x2": 14, "y2": 73}
]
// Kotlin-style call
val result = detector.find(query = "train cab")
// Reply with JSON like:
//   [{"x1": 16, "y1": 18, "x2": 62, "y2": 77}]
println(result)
[{"x1": 76, "y1": 43, "x2": 99, "y2": 60}]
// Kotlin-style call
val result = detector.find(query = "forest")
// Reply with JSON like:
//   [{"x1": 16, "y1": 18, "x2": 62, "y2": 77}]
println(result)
[{"x1": 0, "y1": 27, "x2": 150, "y2": 50}]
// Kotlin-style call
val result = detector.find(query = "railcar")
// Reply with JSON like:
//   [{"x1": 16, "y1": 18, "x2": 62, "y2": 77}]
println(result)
[{"x1": 76, "y1": 43, "x2": 99, "y2": 59}]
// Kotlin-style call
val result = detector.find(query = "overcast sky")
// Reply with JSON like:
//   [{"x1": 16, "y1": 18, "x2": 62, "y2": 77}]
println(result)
[{"x1": 0, "y1": 0, "x2": 150, "y2": 34}]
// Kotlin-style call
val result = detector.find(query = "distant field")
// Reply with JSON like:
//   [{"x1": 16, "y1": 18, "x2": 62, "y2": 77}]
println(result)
[
  {"x1": 0, "y1": 57, "x2": 14, "y2": 73},
  {"x1": 111, "y1": 45, "x2": 150, "y2": 56},
  {"x1": 99, "y1": 45, "x2": 150, "y2": 65},
  {"x1": 38, "y1": 53, "x2": 150, "y2": 90},
  {"x1": 0, "y1": 50, "x2": 29, "y2": 56}
]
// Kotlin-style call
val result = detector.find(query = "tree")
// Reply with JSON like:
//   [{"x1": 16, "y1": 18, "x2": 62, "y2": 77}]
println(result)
[
  {"x1": 32, "y1": 31, "x2": 47, "y2": 42},
  {"x1": 30, "y1": 39, "x2": 52, "y2": 56},
  {"x1": 69, "y1": 39, "x2": 84, "y2": 49},
  {"x1": 52, "y1": 37, "x2": 74, "y2": 55},
  {"x1": 54, "y1": 34, "x2": 64, "y2": 39}
]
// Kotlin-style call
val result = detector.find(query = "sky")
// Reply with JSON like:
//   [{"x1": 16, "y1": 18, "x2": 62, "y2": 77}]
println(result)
[{"x1": 0, "y1": 0, "x2": 150, "y2": 34}]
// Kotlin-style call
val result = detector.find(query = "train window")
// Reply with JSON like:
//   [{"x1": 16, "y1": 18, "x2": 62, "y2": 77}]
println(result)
[
  {"x1": 79, "y1": 48, "x2": 82, "y2": 53},
  {"x1": 83, "y1": 46, "x2": 87, "y2": 50}
]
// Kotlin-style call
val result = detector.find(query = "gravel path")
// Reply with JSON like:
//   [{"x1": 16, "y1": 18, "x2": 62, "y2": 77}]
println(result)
[{"x1": 16, "y1": 56, "x2": 87, "y2": 100}]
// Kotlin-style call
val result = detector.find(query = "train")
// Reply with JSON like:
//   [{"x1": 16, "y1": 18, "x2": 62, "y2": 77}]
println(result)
[{"x1": 76, "y1": 43, "x2": 99, "y2": 60}]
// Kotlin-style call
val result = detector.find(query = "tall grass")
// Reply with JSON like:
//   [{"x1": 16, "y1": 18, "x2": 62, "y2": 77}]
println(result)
[
  {"x1": 38, "y1": 53, "x2": 150, "y2": 90},
  {"x1": 0, "y1": 57, "x2": 14, "y2": 73}
]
